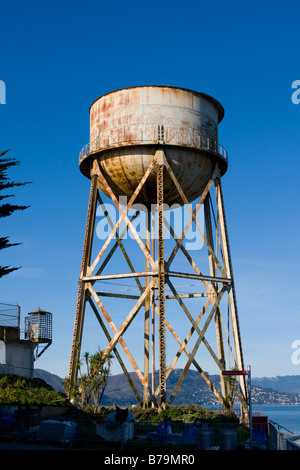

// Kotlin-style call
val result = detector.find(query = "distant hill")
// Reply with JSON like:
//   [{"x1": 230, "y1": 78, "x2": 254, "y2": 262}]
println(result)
[
  {"x1": 34, "y1": 368, "x2": 300, "y2": 406},
  {"x1": 252, "y1": 376, "x2": 300, "y2": 394},
  {"x1": 101, "y1": 369, "x2": 221, "y2": 406},
  {"x1": 34, "y1": 369, "x2": 66, "y2": 394},
  {"x1": 35, "y1": 368, "x2": 220, "y2": 405}
]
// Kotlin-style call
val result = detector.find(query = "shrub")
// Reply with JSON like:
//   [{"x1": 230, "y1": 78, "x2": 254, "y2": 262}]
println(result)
[{"x1": 0, "y1": 374, "x2": 66, "y2": 406}]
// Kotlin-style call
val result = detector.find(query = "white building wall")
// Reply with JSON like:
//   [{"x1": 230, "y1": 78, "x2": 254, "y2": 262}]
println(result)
[
  {"x1": 0, "y1": 340, "x2": 35, "y2": 379},
  {"x1": 0, "y1": 340, "x2": 6, "y2": 364}
]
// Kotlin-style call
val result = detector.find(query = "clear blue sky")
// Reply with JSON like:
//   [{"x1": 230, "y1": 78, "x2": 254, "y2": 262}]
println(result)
[{"x1": 0, "y1": 0, "x2": 299, "y2": 380}]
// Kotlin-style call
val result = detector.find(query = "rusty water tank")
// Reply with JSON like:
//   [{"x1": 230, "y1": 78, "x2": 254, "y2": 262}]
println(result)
[{"x1": 79, "y1": 86, "x2": 228, "y2": 207}]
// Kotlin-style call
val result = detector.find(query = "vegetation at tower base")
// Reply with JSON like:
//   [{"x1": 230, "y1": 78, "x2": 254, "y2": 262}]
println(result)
[
  {"x1": 63, "y1": 346, "x2": 114, "y2": 414},
  {"x1": 0, "y1": 374, "x2": 67, "y2": 406},
  {"x1": 0, "y1": 373, "x2": 239, "y2": 424},
  {"x1": 223, "y1": 367, "x2": 242, "y2": 411},
  {"x1": 0, "y1": 149, "x2": 31, "y2": 277},
  {"x1": 91, "y1": 404, "x2": 239, "y2": 425}
]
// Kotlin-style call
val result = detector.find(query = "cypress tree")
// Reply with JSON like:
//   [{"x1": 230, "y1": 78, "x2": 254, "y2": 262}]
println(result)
[{"x1": 0, "y1": 149, "x2": 30, "y2": 277}]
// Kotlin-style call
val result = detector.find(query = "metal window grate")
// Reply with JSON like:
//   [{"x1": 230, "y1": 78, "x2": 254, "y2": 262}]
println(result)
[{"x1": 25, "y1": 308, "x2": 52, "y2": 343}]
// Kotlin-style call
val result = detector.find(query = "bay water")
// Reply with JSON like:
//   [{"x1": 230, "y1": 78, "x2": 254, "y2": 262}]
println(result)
[
  {"x1": 207, "y1": 404, "x2": 300, "y2": 435},
  {"x1": 252, "y1": 405, "x2": 300, "y2": 435}
]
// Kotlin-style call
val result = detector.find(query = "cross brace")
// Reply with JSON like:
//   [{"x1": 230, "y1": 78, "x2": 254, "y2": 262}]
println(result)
[{"x1": 69, "y1": 150, "x2": 248, "y2": 414}]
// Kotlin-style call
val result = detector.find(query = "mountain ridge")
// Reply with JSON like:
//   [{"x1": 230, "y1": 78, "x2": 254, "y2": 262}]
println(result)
[{"x1": 34, "y1": 368, "x2": 300, "y2": 406}]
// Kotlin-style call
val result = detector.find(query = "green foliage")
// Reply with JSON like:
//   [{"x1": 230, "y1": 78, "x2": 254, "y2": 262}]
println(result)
[
  {"x1": 132, "y1": 405, "x2": 239, "y2": 424},
  {"x1": 223, "y1": 367, "x2": 241, "y2": 411},
  {"x1": 0, "y1": 374, "x2": 66, "y2": 406},
  {"x1": 0, "y1": 149, "x2": 31, "y2": 277},
  {"x1": 64, "y1": 347, "x2": 114, "y2": 413},
  {"x1": 93, "y1": 404, "x2": 239, "y2": 424}
]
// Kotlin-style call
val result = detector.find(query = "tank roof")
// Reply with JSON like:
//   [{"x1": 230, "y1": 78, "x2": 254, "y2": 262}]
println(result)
[
  {"x1": 89, "y1": 85, "x2": 225, "y2": 123},
  {"x1": 28, "y1": 307, "x2": 51, "y2": 315}
]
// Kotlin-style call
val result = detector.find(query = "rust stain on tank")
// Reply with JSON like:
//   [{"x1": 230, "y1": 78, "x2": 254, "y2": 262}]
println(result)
[{"x1": 81, "y1": 86, "x2": 227, "y2": 207}]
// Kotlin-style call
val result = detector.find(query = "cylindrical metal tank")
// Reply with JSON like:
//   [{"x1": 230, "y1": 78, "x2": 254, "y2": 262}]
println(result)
[
  {"x1": 79, "y1": 86, "x2": 228, "y2": 207},
  {"x1": 196, "y1": 428, "x2": 215, "y2": 450},
  {"x1": 219, "y1": 428, "x2": 238, "y2": 450}
]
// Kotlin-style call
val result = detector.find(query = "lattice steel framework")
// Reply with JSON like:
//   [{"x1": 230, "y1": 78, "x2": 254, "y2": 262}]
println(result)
[{"x1": 69, "y1": 151, "x2": 248, "y2": 415}]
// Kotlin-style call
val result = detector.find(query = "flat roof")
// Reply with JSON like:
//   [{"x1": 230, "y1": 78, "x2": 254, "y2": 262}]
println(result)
[{"x1": 89, "y1": 85, "x2": 225, "y2": 123}]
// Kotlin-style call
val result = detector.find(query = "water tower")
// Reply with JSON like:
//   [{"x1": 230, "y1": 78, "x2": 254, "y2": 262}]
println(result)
[
  {"x1": 69, "y1": 86, "x2": 248, "y2": 414},
  {"x1": 25, "y1": 308, "x2": 53, "y2": 359},
  {"x1": 0, "y1": 303, "x2": 52, "y2": 379}
]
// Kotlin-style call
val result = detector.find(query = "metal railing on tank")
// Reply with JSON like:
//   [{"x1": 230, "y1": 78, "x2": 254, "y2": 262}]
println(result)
[{"x1": 79, "y1": 124, "x2": 228, "y2": 164}]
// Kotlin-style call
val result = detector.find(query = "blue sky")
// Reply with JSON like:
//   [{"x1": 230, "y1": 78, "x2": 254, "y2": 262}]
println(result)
[{"x1": 0, "y1": 0, "x2": 299, "y2": 381}]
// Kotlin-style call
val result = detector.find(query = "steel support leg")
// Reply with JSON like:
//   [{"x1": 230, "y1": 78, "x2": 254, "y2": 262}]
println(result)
[
  {"x1": 157, "y1": 151, "x2": 166, "y2": 406},
  {"x1": 215, "y1": 177, "x2": 248, "y2": 415},
  {"x1": 204, "y1": 196, "x2": 228, "y2": 406},
  {"x1": 143, "y1": 210, "x2": 151, "y2": 406},
  {"x1": 69, "y1": 169, "x2": 98, "y2": 384}
]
